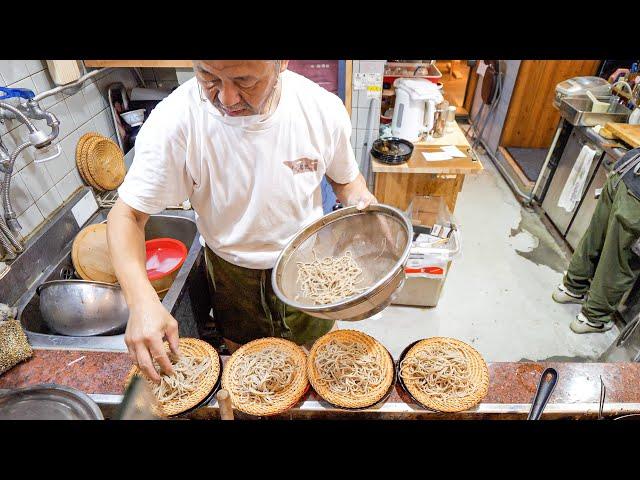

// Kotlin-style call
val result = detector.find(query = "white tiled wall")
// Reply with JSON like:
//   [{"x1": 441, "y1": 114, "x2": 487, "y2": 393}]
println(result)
[
  {"x1": 0, "y1": 61, "x2": 137, "y2": 239},
  {"x1": 349, "y1": 60, "x2": 385, "y2": 167}
]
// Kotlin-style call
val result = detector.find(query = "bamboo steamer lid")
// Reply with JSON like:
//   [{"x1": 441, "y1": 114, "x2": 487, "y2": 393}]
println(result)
[
  {"x1": 85, "y1": 136, "x2": 125, "y2": 191},
  {"x1": 125, "y1": 338, "x2": 221, "y2": 417},
  {"x1": 221, "y1": 337, "x2": 309, "y2": 416},
  {"x1": 398, "y1": 337, "x2": 489, "y2": 413},
  {"x1": 71, "y1": 223, "x2": 117, "y2": 283},
  {"x1": 307, "y1": 329, "x2": 395, "y2": 409}
]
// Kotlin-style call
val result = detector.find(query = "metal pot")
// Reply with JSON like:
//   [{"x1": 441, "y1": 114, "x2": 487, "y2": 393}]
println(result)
[
  {"x1": 0, "y1": 383, "x2": 104, "y2": 420},
  {"x1": 272, "y1": 204, "x2": 413, "y2": 321},
  {"x1": 36, "y1": 280, "x2": 129, "y2": 336}
]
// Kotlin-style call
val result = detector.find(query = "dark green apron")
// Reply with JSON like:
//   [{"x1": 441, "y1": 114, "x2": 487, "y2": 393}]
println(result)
[{"x1": 204, "y1": 245, "x2": 334, "y2": 346}]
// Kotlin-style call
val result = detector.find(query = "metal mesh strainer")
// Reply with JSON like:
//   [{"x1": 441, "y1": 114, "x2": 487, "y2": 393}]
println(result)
[{"x1": 272, "y1": 204, "x2": 412, "y2": 321}]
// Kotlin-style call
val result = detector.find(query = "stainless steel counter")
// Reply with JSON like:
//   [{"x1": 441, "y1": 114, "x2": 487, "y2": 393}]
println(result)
[{"x1": 580, "y1": 125, "x2": 630, "y2": 168}]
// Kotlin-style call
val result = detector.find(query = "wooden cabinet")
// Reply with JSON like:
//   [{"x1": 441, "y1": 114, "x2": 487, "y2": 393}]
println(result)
[{"x1": 501, "y1": 60, "x2": 601, "y2": 149}]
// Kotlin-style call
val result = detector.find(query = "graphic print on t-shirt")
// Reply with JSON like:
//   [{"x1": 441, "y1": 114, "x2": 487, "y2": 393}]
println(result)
[{"x1": 283, "y1": 157, "x2": 319, "y2": 175}]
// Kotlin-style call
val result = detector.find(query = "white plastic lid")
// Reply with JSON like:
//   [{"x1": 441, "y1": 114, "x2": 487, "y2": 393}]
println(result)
[{"x1": 394, "y1": 78, "x2": 443, "y2": 101}]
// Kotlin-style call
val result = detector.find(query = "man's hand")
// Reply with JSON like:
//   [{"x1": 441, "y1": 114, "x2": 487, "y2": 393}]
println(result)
[
  {"x1": 107, "y1": 198, "x2": 182, "y2": 383},
  {"x1": 328, "y1": 173, "x2": 377, "y2": 210},
  {"x1": 350, "y1": 189, "x2": 377, "y2": 211},
  {"x1": 125, "y1": 296, "x2": 180, "y2": 383}
]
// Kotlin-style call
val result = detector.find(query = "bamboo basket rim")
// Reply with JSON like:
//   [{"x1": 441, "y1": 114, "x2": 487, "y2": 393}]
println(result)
[
  {"x1": 124, "y1": 338, "x2": 221, "y2": 417},
  {"x1": 307, "y1": 329, "x2": 395, "y2": 409},
  {"x1": 397, "y1": 337, "x2": 489, "y2": 413},
  {"x1": 221, "y1": 337, "x2": 309, "y2": 417}
]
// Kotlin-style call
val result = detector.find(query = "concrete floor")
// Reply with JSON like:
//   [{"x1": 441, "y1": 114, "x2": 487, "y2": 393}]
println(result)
[{"x1": 338, "y1": 153, "x2": 620, "y2": 362}]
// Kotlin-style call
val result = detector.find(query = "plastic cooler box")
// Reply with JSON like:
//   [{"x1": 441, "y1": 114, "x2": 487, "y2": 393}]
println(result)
[{"x1": 392, "y1": 196, "x2": 461, "y2": 307}]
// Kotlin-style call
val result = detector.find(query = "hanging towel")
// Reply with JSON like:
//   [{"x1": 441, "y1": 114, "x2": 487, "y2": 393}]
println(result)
[{"x1": 557, "y1": 145, "x2": 598, "y2": 212}]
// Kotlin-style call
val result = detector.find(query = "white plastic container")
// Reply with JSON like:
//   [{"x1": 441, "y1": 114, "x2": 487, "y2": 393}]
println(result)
[
  {"x1": 392, "y1": 196, "x2": 461, "y2": 307},
  {"x1": 392, "y1": 230, "x2": 461, "y2": 307}
]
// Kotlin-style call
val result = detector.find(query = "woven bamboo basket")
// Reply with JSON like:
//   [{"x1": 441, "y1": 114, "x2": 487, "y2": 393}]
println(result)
[
  {"x1": 398, "y1": 337, "x2": 489, "y2": 413},
  {"x1": 307, "y1": 329, "x2": 395, "y2": 409},
  {"x1": 221, "y1": 337, "x2": 309, "y2": 416},
  {"x1": 85, "y1": 136, "x2": 126, "y2": 191},
  {"x1": 124, "y1": 337, "x2": 221, "y2": 417},
  {"x1": 75, "y1": 132, "x2": 99, "y2": 186},
  {"x1": 79, "y1": 135, "x2": 105, "y2": 192}
]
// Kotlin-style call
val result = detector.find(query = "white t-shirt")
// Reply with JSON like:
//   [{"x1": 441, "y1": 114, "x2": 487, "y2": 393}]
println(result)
[{"x1": 118, "y1": 70, "x2": 360, "y2": 269}]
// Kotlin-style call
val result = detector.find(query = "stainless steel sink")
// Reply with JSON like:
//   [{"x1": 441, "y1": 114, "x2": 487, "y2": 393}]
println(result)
[
  {"x1": 0, "y1": 187, "x2": 211, "y2": 351},
  {"x1": 558, "y1": 95, "x2": 632, "y2": 126}
]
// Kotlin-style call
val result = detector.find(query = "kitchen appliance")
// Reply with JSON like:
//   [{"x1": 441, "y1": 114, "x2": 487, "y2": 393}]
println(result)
[
  {"x1": 565, "y1": 154, "x2": 612, "y2": 249},
  {"x1": 541, "y1": 129, "x2": 604, "y2": 236},
  {"x1": 272, "y1": 204, "x2": 413, "y2": 322},
  {"x1": 391, "y1": 78, "x2": 443, "y2": 142},
  {"x1": 558, "y1": 96, "x2": 631, "y2": 126},
  {"x1": 554, "y1": 76, "x2": 611, "y2": 108}
]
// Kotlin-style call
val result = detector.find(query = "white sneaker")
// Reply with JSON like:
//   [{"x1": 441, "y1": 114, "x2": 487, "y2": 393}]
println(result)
[
  {"x1": 570, "y1": 312, "x2": 613, "y2": 334},
  {"x1": 552, "y1": 284, "x2": 585, "y2": 304}
]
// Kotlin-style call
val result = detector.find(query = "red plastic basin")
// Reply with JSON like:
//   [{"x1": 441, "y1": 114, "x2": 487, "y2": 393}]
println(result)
[{"x1": 145, "y1": 238, "x2": 188, "y2": 281}]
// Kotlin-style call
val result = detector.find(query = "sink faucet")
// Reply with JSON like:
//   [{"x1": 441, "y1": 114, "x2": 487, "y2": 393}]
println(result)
[
  {"x1": 0, "y1": 67, "x2": 109, "y2": 256},
  {"x1": 0, "y1": 98, "x2": 60, "y2": 235}
]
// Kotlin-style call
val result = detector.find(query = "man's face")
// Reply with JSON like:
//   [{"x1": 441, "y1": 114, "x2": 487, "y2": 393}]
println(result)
[{"x1": 193, "y1": 60, "x2": 288, "y2": 116}]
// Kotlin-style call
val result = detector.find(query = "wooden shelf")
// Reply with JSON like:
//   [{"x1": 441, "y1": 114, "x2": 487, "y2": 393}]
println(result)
[{"x1": 83, "y1": 60, "x2": 192, "y2": 68}]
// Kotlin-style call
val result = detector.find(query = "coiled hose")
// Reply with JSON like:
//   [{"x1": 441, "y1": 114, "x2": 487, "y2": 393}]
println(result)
[{"x1": 1, "y1": 141, "x2": 31, "y2": 235}]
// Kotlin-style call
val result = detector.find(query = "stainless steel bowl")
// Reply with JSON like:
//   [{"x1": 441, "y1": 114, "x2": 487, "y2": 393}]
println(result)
[
  {"x1": 272, "y1": 204, "x2": 413, "y2": 321},
  {"x1": 36, "y1": 280, "x2": 129, "y2": 336}
]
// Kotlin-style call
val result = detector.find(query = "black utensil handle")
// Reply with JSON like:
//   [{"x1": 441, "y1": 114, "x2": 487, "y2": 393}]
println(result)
[{"x1": 527, "y1": 368, "x2": 558, "y2": 420}]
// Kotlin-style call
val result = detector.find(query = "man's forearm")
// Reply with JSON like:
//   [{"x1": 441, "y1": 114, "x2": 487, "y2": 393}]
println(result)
[
  {"x1": 328, "y1": 172, "x2": 373, "y2": 207},
  {"x1": 106, "y1": 200, "x2": 157, "y2": 307}
]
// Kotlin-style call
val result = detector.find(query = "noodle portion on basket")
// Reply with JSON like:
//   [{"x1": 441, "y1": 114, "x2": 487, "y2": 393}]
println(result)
[
  {"x1": 295, "y1": 250, "x2": 366, "y2": 305},
  {"x1": 221, "y1": 338, "x2": 309, "y2": 416},
  {"x1": 399, "y1": 337, "x2": 489, "y2": 412},
  {"x1": 227, "y1": 346, "x2": 299, "y2": 406},
  {"x1": 125, "y1": 338, "x2": 221, "y2": 417},
  {"x1": 313, "y1": 340, "x2": 385, "y2": 396},
  {"x1": 307, "y1": 330, "x2": 395, "y2": 409},
  {"x1": 149, "y1": 355, "x2": 213, "y2": 405}
]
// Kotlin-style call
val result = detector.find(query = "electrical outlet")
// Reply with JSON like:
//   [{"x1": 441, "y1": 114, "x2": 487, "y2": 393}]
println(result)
[{"x1": 71, "y1": 190, "x2": 99, "y2": 228}]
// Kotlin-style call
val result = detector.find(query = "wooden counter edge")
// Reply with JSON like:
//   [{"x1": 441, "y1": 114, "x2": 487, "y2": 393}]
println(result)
[{"x1": 371, "y1": 155, "x2": 484, "y2": 174}]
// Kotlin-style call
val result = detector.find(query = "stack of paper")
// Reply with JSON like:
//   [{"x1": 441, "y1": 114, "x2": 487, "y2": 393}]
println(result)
[{"x1": 421, "y1": 145, "x2": 466, "y2": 161}]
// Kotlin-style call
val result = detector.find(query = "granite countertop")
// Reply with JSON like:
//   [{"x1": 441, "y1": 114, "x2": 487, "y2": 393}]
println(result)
[{"x1": 2, "y1": 348, "x2": 640, "y2": 420}]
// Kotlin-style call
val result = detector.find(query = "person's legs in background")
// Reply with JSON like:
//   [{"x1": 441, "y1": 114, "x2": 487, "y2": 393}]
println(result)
[
  {"x1": 571, "y1": 179, "x2": 640, "y2": 333},
  {"x1": 554, "y1": 174, "x2": 616, "y2": 303}
]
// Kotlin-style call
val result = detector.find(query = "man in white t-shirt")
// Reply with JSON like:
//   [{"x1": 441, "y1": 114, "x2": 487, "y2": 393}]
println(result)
[{"x1": 107, "y1": 60, "x2": 376, "y2": 382}]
